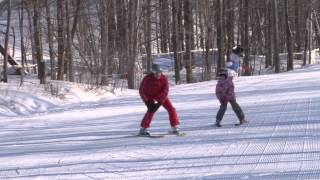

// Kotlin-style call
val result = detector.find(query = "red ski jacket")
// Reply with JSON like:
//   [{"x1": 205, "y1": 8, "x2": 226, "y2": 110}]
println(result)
[{"x1": 139, "y1": 73, "x2": 169, "y2": 103}]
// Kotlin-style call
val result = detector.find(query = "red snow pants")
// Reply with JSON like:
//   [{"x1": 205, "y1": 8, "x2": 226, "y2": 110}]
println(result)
[{"x1": 140, "y1": 98, "x2": 180, "y2": 128}]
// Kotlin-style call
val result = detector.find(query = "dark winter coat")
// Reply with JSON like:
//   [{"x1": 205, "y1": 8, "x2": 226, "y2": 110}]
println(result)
[
  {"x1": 139, "y1": 73, "x2": 169, "y2": 103},
  {"x1": 215, "y1": 77, "x2": 235, "y2": 104}
]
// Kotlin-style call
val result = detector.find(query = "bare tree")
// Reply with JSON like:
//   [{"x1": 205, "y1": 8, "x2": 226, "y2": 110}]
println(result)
[
  {"x1": 3, "y1": 0, "x2": 11, "y2": 83},
  {"x1": 19, "y1": 0, "x2": 27, "y2": 85},
  {"x1": 2, "y1": 0, "x2": 319, "y2": 87},
  {"x1": 127, "y1": 0, "x2": 140, "y2": 89},
  {"x1": 33, "y1": 0, "x2": 45, "y2": 84},
  {"x1": 107, "y1": 0, "x2": 116, "y2": 76},
  {"x1": 225, "y1": 0, "x2": 235, "y2": 62},
  {"x1": 45, "y1": 0, "x2": 55, "y2": 80},
  {"x1": 216, "y1": 0, "x2": 224, "y2": 73},
  {"x1": 285, "y1": 0, "x2": 293, "y2": 71},
  {"x1": 57, "y1": 0, "x2": 65, "y2": 80},
  {"x1": 65, "y1": 0, "x2": 74, "y2": 82},
  {"x1": 184, "y1": 0, "x2": 193, "y2": 83},
  {"x1": 272, "y1": 0, "x2": 280, "y2": 73},
  {"x1": 265, "y1": 0, "x2": 273, "y2": 68},
  {"x1": 11, "y1": 27, "x2": 15, "y2": 58},
  {"x1": 26, "y1": 4, "x2": 36, "y2": 73},
  {"x1": 172, "y1": 0, "x2": 181, "y2": 84},
  {"x1": 294, "y1": 0, "x2": 301, "y2": 52},
  {"x1": 202, "y1": 0, "x2": 213, "y2": 80},
  {"x1": 144, "y1": 0, "x2": 152, "y2": 72},
  {"x1": 243, "y1": 0, "x2": 250, "y2": 75},
  {"x1": 100, "y1": 0, "x2": 109, "y2": 85},
  {"x1": 115, "y1": 0, "x2": 127, "y2": 75},
  {"x1": 159, "y1": 0, "x2": 170, "y2": 53}
]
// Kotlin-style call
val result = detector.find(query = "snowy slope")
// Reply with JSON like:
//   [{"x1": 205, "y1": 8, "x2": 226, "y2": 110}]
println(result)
[{"x1": 1, "y1": 65, "x2": 320, "y2": 179}]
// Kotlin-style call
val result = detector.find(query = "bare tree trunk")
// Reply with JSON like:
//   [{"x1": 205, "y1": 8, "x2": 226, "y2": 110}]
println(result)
[
  {"x1": 303, "y1": 6, "x2": 310, "y2": 66},
  {"x1": 19, "y1": 0, "x2": 26, "y2": 84},
  {"x1": 155, "y1": 12, "x2": 160, "y2": 54},
  {"x1": 265, "y1": 0, "x2": 273, "y2": 68},
  {"x1": 216, "y1": 0, "x2": 224, "y2": 74},
  {"x1": 243, "y1": 0, "x2": 250, "y2": 75},
  {"x1": 285, "y1": 0, "x2": 293, "y2": 71},
  {"x1": 184, "y1": 0, "x2": 193, "y2": 83},
  {"x1": 65, "y1": 0, "x2": 74, "y2": 82},
  {"x1": 272, "y1": 0, "x2": 280, "y2": 73},
  {"x1": 312, "y1": 10, "x2": 320, "y2": 47},
  {"x1": 3, "y1": 0, "x2": 11, "y2": 83},
  {"x1": 71, "y1": 0, "x2": 81, "y2": 40},
  {"x1": 144, "y1": 0, "x2": 152, "y2": 71},
  {"x1": 225, "y1": 0, "x2": 235, "y2": 61},
  {"x1": 100, "y1": 0, "x2": 109, "y2": 85},
  {"x1": 198, "y1": 1, "x2": 205, "y2": 49},
  {"x1": 203, "y1": 0, "x2": 212, "y2": 80},
  {"x1": 294, "y1": 0, "x2": 301, "y2": 52},
  {"x1": 45, "y1": 0, "x2": 56, "y2": 80},
  {"x1": 159, "y1": 0, "x2": 169, "y2": 53},
  {"x1": 57, "y1": 0, "x2": 65, "y2": 80},
  {"x1": 11, "y1": 27, "x2": 15, "y2": 58},
  {"x1": 309, "y1": 6, "x2": 312, "y2": 65},
  {"x1": 26, "y1": 5, "x2": 35, "y2": 73},
  {"x1": 33, "y1": 0, "x2": 45, "y2": 84},
  {"x1": 68, "y1": 0, "x2": 81, "y2": 81},
  {"x1": 178, "y1": 1, "x2": 184, "y2": 52},
  {"x1": 107, "y1": 0, "x2": 116, "y2": 76},
  {"x1": 172, "y1": 0, "x2": 181, "y2": 84},
  {"x1": 127, "y1": 0, "x2": 139, "y2": 89},
  {"x1": 116, "y1": 0, "x2": 127, "y2": 75}
]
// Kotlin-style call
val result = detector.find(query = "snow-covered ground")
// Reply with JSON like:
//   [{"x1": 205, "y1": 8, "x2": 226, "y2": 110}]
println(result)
[{"x1": 1, "y1": 64, "x2": 320, "y2": 179}]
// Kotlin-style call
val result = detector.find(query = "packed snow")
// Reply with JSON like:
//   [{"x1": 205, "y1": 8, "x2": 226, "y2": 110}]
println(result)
[{"x1": 1, "y1": 64, "x2": 320, "y2": 179}]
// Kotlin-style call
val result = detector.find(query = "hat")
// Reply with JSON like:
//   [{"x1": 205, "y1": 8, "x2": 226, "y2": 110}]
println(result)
[
  {"x1": 151, "y1": 64, "x2": 162, "y2": 73},
  {"x1": 218, "y1": 68, "x2": 228, "y2": 76},
  {"x1": 232, "y1": 45, "x2": 244, "y2": 55}
]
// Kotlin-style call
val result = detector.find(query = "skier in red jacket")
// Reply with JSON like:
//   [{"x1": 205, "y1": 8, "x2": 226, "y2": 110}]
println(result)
[{"x1": 139, "y1": 64, "x2": 180, "y2": 136}]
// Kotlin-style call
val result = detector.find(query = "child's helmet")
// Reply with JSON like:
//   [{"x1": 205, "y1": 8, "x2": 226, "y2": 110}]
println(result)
[
  {"x1": 218, "y1": 68, "x2": 228, "y2": 77},
  {"x1": 232, "y1": 45, "x2": 244, "y2": 55}
]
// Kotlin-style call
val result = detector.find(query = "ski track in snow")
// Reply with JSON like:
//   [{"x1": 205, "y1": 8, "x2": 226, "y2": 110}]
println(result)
[{"x1": 1, "y1": 65, "x2": 320, "y2": 179}]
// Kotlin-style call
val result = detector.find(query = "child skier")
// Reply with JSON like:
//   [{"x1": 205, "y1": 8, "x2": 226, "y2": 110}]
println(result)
[{"x1": 215, "y1": 68, "x2": 246, "y2": 127}]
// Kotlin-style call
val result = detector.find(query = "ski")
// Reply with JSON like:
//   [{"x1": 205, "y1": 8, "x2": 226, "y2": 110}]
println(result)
[
  {"x1": 167, "y1": 131, "x2": 187, "y2": 137},
  {"x1": 136, "y1": 134, "x2": 165, "y2": 138},
  {"x1": 133, "y1": 131, "x2": 186, "y2": 138}
]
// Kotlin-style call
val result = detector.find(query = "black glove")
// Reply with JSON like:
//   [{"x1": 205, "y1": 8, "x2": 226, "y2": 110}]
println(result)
[{"x1": 146, "y1": 100, "x2": 161, "y2": 112}]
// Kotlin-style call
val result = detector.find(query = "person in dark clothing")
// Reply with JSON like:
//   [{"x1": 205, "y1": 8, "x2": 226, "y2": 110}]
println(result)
[{"x1": 215, "y1": 69, "x2": 245, "y2": 127}]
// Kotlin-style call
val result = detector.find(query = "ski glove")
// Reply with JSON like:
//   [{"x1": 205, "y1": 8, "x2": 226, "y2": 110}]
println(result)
[{"x1": 146, "y1": 100, "x2": 161, "y2": 112}]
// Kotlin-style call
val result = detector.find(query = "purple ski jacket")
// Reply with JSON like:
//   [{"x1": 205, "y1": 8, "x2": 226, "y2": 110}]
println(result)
[{"x1": 215, "y1": 77, "x2": 235, "y2": 104}]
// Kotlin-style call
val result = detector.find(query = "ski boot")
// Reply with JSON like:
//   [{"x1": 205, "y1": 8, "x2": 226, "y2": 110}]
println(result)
[
  {"x1": 235, "y1": 119, "x2": 247, "y2": 126},
  {"x1": 215, "y1": 119, "x2": 222, "y2": 127},
  {"x1": 139, "y1": 128, "x2": 150, "y2": 136},
  {"x1": 170, "y1": 126, "x2": 180, "y2": 134},
  {"x1": 169, "y1": 126, "x2": 186, "y2": 136}
]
